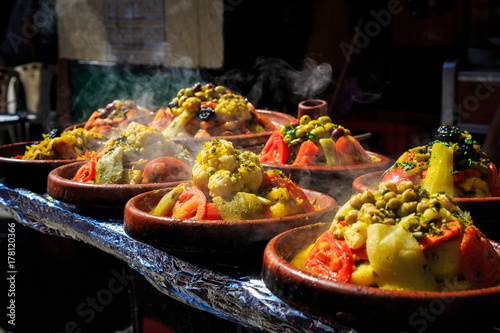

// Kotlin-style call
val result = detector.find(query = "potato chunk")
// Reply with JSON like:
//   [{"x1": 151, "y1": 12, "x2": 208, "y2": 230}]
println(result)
[{"x1": 366, "y1": 223, "x2": 438, "y2": 291}]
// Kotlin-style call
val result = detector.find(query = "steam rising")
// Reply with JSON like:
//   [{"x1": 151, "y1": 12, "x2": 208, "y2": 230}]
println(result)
[{"x1": 215, "y1": 57, "x2": 332, "y2": 114}]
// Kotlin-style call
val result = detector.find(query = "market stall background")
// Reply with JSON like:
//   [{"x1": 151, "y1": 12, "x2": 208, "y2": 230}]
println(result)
[{"x1": 1, "y1": 0, "x2": 500, "y2": 332}]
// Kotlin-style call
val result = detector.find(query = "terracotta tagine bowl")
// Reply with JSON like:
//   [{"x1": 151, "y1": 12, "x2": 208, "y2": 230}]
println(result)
[
  {"x1": 262, "y1": 222, "x2": 500, "y2": 333},
  {"x1": 123, "y1": 187, "x2": 338, "y2": 254}
]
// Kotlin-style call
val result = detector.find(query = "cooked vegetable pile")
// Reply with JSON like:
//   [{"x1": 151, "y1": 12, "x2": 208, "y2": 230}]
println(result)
[
  {"x1": 14, "y1": 127, "x2": 106, "y2": 160},
  {"x1": 292, "y1": 182, "x2": 500, "y2": 291},
  {"x1": 259, "y1": 115, "x2": 376, "y2": 166},
  {"x1": 382, "y1": 125, "x2": 500, "y2": 198},
  {"x1": 148, "y1": 82, "x2": 276, "y2": 138},
  {"x1": 73, "y1": 122, "x2": 193, "y2": 184},
  {"x1": 151, "y1": 138, "x2": 318, "y2": 220},
  {"x1": 83, "y1": 99, "x2": 153, "y2": 131}
]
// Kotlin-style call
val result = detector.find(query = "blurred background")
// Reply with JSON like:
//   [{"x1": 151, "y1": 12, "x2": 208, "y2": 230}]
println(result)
[
  {"x1": 1, "y1": 0, "x2": 500, "y2": 332},
  {"x1": 1, "y1": 0, "x2": 499, "y2": 157}
]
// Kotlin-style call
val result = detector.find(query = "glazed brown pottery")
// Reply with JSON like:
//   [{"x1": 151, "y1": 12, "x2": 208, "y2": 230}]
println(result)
[
  {"x1": 0, "y1": 141, "x2": 78, "y2": 192},
  {"x1": 47, "y1": 161, "x2": 187, "y2": 209},
  {"x1": 123, "y1": 188, "x2": 338, "y2": 254},
  {"x1": 262, "y1": 222, "x2": 500, "y2": 332},
  {"x1": 297, "y1": 99, "x2": 328, "y2": 120}
]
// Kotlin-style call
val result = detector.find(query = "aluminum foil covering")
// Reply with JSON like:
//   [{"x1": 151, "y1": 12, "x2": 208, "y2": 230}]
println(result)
[{"x1": 0, "y1": 183, "x2": 358, "y2": 333}]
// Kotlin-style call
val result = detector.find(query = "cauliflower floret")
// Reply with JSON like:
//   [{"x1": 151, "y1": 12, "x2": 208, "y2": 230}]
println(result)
[
  {"x1": 101, "y1": 122, "x2": 194, "y2": 166},
  {"x1": 181, "y1": 97, "x2": 201, "y2": 116},
  {"x1": 191, "y1": 139, "x2": 264, "y2": 198},
  {"x1": 214, "y1": 94, "x2": 252, "y2": 123}
]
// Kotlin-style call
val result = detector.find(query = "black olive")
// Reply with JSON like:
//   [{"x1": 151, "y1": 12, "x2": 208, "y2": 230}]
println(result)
[
  {"x1": 434, "y1": 125, "x2": 461, "y2": 143},
  {"x1": 168, "y1": 101, "x2": 179, "y2": 109},
  {"x1": 199, "y1": 107, "x2": 215, "y2": 120}
]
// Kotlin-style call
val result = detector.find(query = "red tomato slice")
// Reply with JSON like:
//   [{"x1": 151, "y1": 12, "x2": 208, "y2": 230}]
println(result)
[
  {"x1": 205, "y1": 202, "x2": 222, "y2": 220},
  {"x1": 335, "y1": 135, "x2": 372, "y2": 166},
  {"x1": 260, "y1": 131, "x2": 291, "y2": 164},
  {"x1": 303, "y1": 230, "x2": 353, "y2": 283},
  {"x1": 260, "y1": 171, "x2": 289, "y2": 189},
  {"x1": 418, "y1": 220, "x2": 462, "y2": 251},
  {"x1": 459, "y1": 226, "x2": 500, "y2": 289},
  {"x1": 171, "y1": 186, "x2": 207, "y2": 220},
  {"x1": 351, "y1": 246, "x2": 368, "y2": 261},
  {"x1": 292, "y1": 140, "x2": 318, "y2": 166},
  {"x1": 73, "y1": 155, "x2": 99, "y2": 183},
  {"x1": 142, "y1": 157, "x2": 191, "y2": 184},
  {"x1": 288, "y1": 185, "x2": 316, "y2": 213},
  {"x1": 452, "y1": 167, "x2": 482, "y2": 182}
]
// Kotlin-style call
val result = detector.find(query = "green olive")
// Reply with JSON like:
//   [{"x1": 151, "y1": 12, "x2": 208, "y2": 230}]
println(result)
[
  {"x1": 361, "y1": 191, "x2": 375, "y2": 204},
  {"x1": 318, "y1": 116, "x2": 332, "y2": 124},
  {"x1": 215, "y1": 85, "x2": 226, "y2": 94},
  {"x1": 375, "y1": 199, "x2": 386, "y2": 209},
  {"x1": 324, "y1": 123, "x2": 335, "y2": 133},
  {"x1": 380, "y1": 182, "x2": 397, "y2": 193},
  {"x1": 295, "y1": 127, "x2": 307, "y2": 138},
  {"x1": 303, "y1": 124, "x2": 314, "y2": 132},
  {"x1": 299, "y1": 115, "x2": 311, "y2": 125},
  {"x1": 344, "y1": 210, "x2": 358, "y2": 225},
  {"x1": 416, "y1": 202, "x2": 429, "y2": 214},
  {"x1": 311, "y1": 126, "x2": 326, "y2": 138},
  {"x1": 310, "y1": 120, "x2": 321, "y2": 127},
  {"x1": 387, "y1": 197, "x2": 402, "y2": 210},
  {"x1": 195, "y1": 91, "x2": 205, "y2": 99},
  {"x1": 402, "y1": 188, "x2": 417, "y2": 202},
  {"x1": 349, "y1": 193, "x2": 363, "y2": 210},
  {"x1": 205, "y1": 88, "x2": 215, "y2": 97},
  {"x1": 184, "y1": 87, "x2": 194, "y2": 97},
  {"x1": 383, "y1": 191, "x2": 396, "y2": 202}
]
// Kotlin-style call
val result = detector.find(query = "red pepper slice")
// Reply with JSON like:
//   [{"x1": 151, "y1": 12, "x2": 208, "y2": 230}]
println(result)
[
  {"x1": 292, "y1": 140, "x2": 318, "y2": 166},
  {"x1": 459, "y1": 226, "x2": 500, "y2": 289},
  {"x1": 171, "y1": 186, "x2": 207, "y2": 220},
  {"x1": 259, "y1": 131, "x2": 291, "y2": 164},
  {"x1": 142, "y1": 157, "x2": 191, "y2": 184},
  {"x1": 418, "y1": 220, "x2": 462, "y2": 251},
  {"x1": 303, "y1": 230, "x2": 353, "y2": 283}
]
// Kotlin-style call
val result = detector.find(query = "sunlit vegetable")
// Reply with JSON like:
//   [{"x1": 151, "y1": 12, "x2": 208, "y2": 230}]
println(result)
[
  {"x1": 366, "y1": 223, "x2": 439, "y2": 291},
  {"x1": 293, "y1": 181, "x2": 500, "y2": 292},
  {"x1": 422, "y1": 142, "x2": 454, "y2": 197}
]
